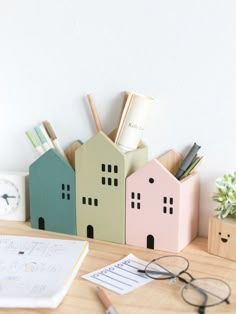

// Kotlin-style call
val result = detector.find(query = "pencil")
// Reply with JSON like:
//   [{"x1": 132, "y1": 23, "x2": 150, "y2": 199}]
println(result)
[
  {"x1": 87, "y1": 93, "x2": 103, "y2": 132},
  {"x1": 119, "y1": 91, "x2": 130, "y2": 121},
  {"x1": 96, "y1": 286, "x2": 118, "y2": 314}
]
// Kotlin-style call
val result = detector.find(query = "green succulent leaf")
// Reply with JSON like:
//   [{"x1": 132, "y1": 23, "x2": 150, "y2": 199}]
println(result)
[{"x1": 212, "y1": 171, "x2": 236, "y2": 219}]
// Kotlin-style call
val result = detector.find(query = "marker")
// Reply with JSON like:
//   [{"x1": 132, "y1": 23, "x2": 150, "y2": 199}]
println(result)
[
  {"x1": 26, "y1": 129, "x2": 45, "y2": 156},
  {"x1": 175, "y1": 143, "x2": 201, "y2": 180},
  {"x1": 34, "y1": 126, "x2": 51, "y2": 152},
  {"x1": 96, "y1": 286, "x2": 118, "y2": 314},
  {"x1": 43, "y1": 120, "x2": 68, "y2": 160},
  {"x1": 39, "y1": 124, "x2": 55, "y2": 149},
  {"x1": 180, "y1": 155, "x2": 203, "y2": 180}
]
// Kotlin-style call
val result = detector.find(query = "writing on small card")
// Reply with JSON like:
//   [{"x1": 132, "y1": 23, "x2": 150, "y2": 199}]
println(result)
[{"x1": 82, "y1": 253, "x2": 153, "y2": 294}]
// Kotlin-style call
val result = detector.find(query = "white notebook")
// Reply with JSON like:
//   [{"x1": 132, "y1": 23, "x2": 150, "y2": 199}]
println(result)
[{"x1": 0, "y1": 235, "x2": 89, "y2": 308}]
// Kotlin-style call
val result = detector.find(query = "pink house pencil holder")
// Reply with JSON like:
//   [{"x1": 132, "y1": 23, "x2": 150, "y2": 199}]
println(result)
[{"x1": 126, "y1": 150, "x2": 200, "y2": 253}]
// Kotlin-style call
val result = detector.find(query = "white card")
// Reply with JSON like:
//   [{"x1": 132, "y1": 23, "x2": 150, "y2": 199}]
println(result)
[{"x1": 82, "y1": 253, "x2": 153, "y2": 294}]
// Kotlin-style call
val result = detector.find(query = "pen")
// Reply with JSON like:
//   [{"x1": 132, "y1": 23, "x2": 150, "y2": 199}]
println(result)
[
  {"x1": 96, "y1": 286, "x2": 118, "y2": 314},
  {"x1": 43, "y1": 120, "x2": 68, "y2": 160}
]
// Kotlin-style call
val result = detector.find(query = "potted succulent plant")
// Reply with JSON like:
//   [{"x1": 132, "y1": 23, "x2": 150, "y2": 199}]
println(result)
[
  {"x1": 212, "y1": 171, "x2": 236, "y2": 219},
  {"x1": 208, "y1": 171, "x2": 236, "y2": 261}
]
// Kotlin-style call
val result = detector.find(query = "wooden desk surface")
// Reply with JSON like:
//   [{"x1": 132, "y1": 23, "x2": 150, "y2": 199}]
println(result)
[{"x1": 0, "y1": 221, "x2": 235, "y2": 314}]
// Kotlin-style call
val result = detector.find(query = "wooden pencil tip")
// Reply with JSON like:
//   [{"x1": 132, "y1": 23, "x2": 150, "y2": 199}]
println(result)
[{"x1": 87, "y1": 93, "x2": 94, "y2": 101}]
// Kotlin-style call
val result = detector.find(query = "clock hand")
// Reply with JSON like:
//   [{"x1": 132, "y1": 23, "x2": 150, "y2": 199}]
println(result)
[
  {"x1": 1, "y1": 194, "x2": 16, "y2": 205},
  {"x1": 1, "y1": 194, "x2": 9, "y2": 205}
]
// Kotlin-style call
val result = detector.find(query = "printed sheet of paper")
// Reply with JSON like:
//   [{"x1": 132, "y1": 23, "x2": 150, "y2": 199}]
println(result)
[
  {"x1": 0, "y1": 235, "x2": 88, "y2": 307},
  {"x1": 82, "y1": 253, "x2": 153, "y2": 294}
]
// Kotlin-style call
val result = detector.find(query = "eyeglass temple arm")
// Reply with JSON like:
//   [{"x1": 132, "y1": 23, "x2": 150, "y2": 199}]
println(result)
[
  {"x1": 137, "y1": 269, "x2": 175, "y2": 276},
  {"x1": 198, "y1": 305, "x2": 205, "y2": 314}
]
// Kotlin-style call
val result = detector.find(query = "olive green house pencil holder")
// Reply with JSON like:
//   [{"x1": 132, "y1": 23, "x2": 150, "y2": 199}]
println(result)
[{"x1": 75, "y1": 131, "x2": 148, "y2": 244}]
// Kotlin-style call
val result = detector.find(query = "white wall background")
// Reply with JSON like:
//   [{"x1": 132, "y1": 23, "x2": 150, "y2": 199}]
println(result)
[{"x1": 1, "y1": 0, "x2": 236, "y2": 237}]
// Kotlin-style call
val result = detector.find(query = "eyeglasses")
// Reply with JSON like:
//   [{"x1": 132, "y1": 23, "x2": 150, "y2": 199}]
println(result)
[{"x1": 138, "y1": 255, "x2": 231, "y2": 314}]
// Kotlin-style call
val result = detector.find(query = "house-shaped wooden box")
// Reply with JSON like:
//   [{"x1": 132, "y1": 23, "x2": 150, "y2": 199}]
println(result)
[
  {"x1": 29, "y1": 149, "x2": 76, "y2": 235},
  {"x1": 75, "y1": 131, "x2": 148, "y2": 244},
  {"x1": 126, "y1": 150, "x2": 200, "y2": 253}
]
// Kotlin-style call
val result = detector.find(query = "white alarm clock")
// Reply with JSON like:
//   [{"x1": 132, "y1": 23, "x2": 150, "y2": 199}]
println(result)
[{"x1": 0, "y1": 172, "x2": 29, "y2": 221}]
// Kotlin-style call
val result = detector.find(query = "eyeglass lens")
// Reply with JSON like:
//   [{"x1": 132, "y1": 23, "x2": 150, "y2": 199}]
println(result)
[
  {"x1": 182, "y1": 277, "x2": 231, "y2": 307},
  {"x1": 145, "y1": 255, "x2": 189, "y2": 279}
]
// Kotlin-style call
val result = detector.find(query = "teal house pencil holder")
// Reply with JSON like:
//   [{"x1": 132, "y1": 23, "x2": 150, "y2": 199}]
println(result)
[{"x1": 29, "y1": 149, "x2": 76, "y2": 235}]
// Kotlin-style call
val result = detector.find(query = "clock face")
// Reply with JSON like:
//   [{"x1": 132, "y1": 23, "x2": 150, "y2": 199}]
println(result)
[{"x1": 0, "y1": 179, "x2": 21, "y2": 216}]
